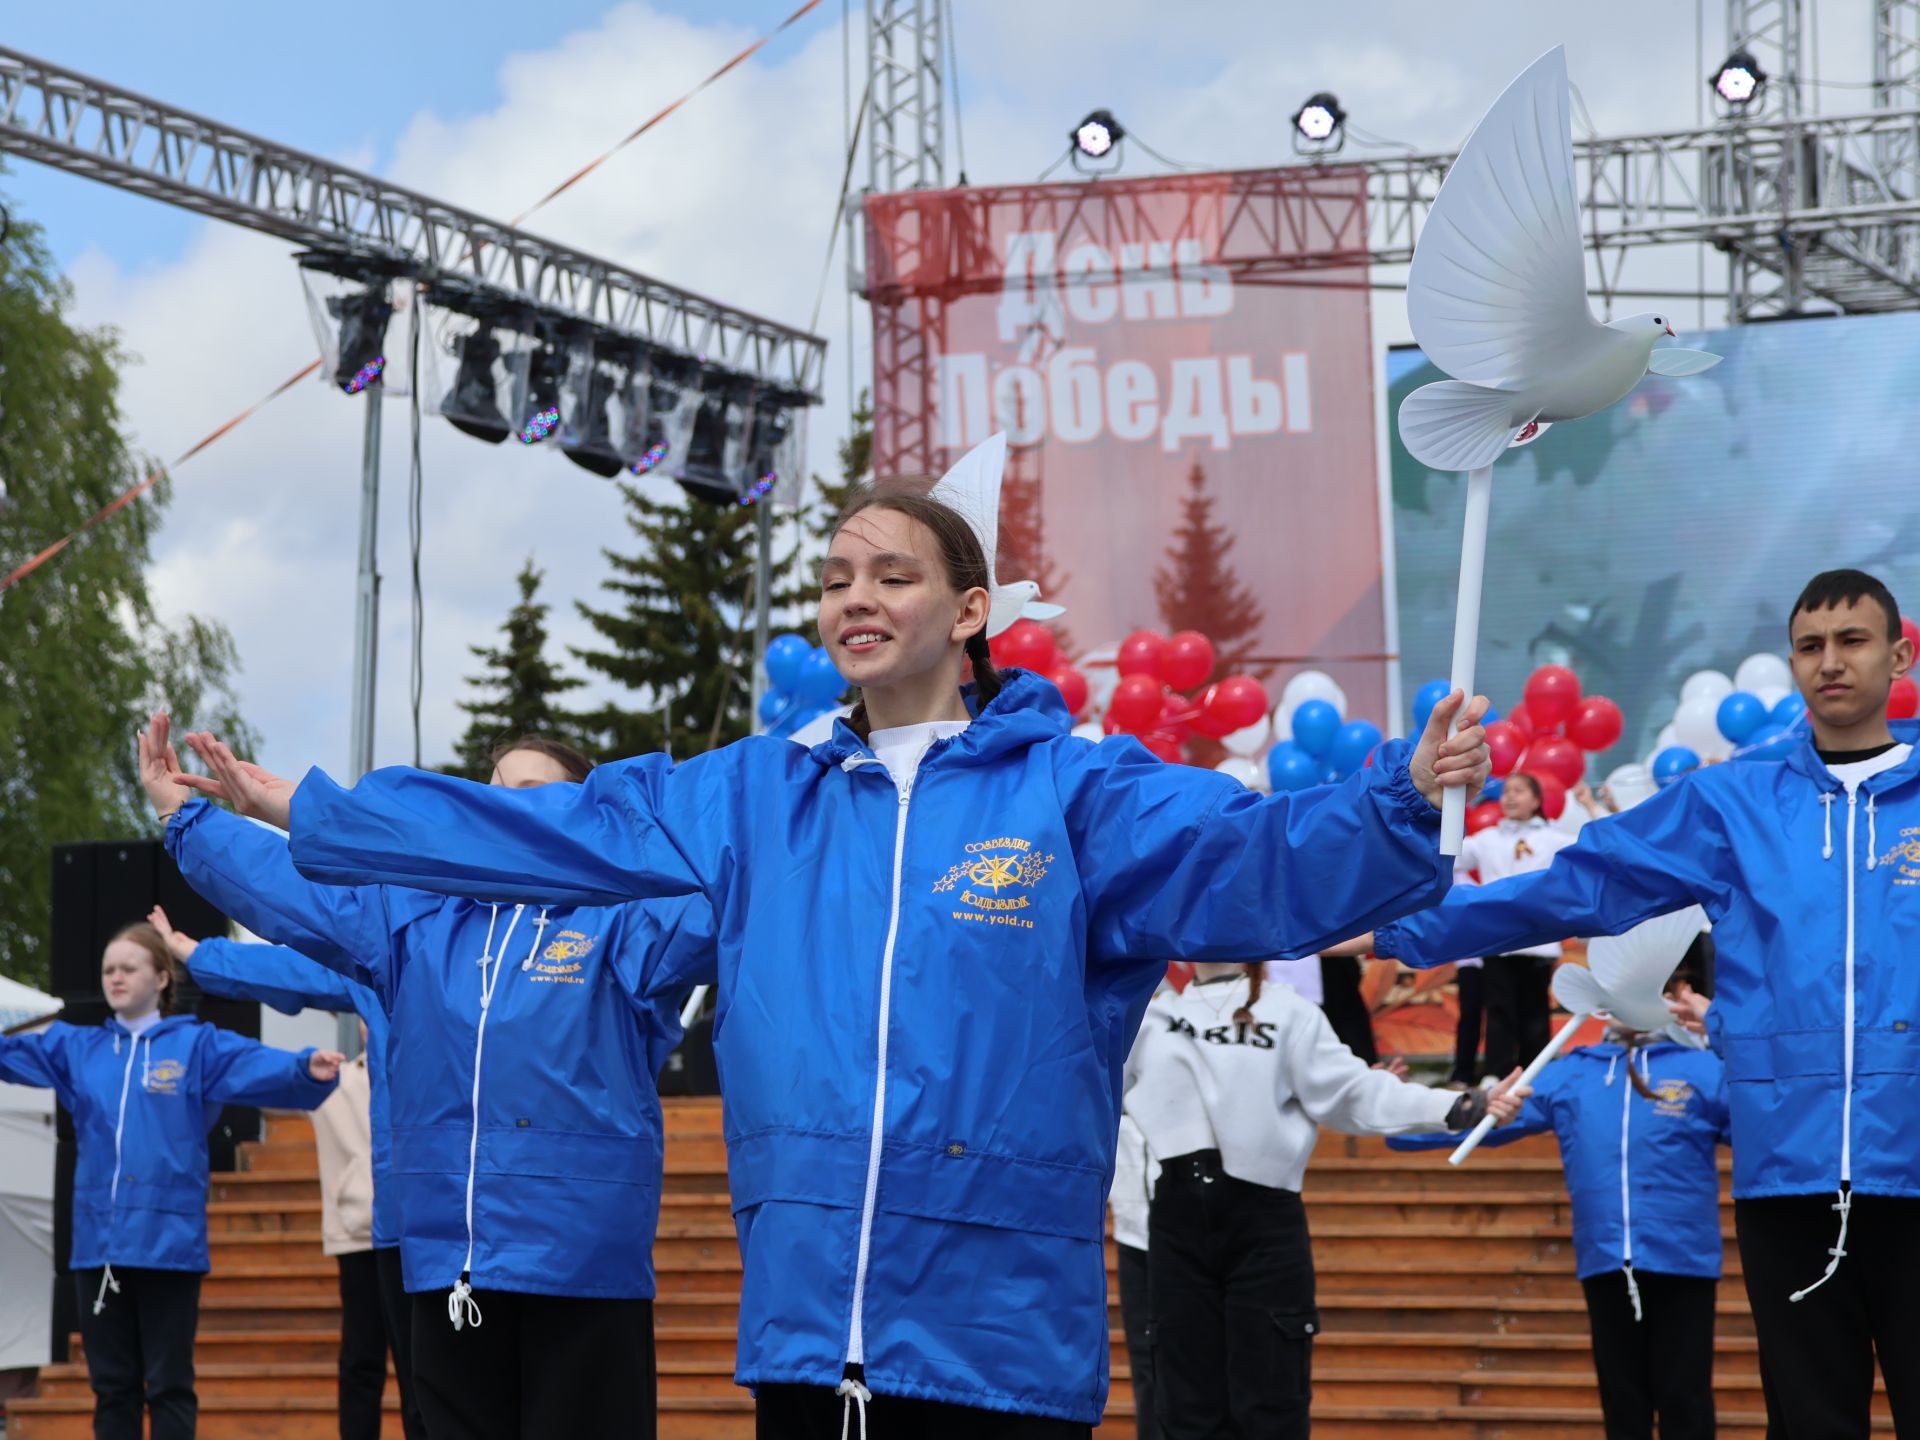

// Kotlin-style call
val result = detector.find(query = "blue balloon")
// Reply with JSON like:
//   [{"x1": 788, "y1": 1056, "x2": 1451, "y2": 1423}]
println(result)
[
  {"x1": 1716, "y1": 691, "x2": 1767, "y2": 745},
  {"x1": 797, "y1": 648, "x2": 848, "y2": 705},
  {"x1": 1480, "y1": 776, "x2": 1505, "y2": 803},
  {"x1": 1269, "y1": 748, "x2": 1321, "y2": 793},
  {"x1": 757, "y1": 688, "x2": 789, "y2": 726},
  {"x1": 1412, "y1": 679, "x2": 1451, "y2": 735},
  {"x1": 765, "y1": 633, "x2": 812, "y2": 693},
  {"x1": 1770, "y1": 692, "x2": 1807, "y2": 727},
  {"x1": 1291, "y1": 699, "x2": 1341, "y2": 758},
  {"x1": 1330, "y1": 720, "x2": 1384, "y2": 778},
  {"x1": 1320, "y1": 760, "x2": 1343, "y2": 784},
  {"x1": 1652, "y1": 746, "x2": 1701, "y2": 788},
  {"x1": 1736, "y1": 722, "x2": 1790, "y2": 757}
]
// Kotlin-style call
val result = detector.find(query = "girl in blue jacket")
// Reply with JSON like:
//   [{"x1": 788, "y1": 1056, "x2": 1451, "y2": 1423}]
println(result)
[
  {"x1": 139, "y1": 725, "x2": 706, "y2": 1440},
  {"x1": 174, "y1": 485, "x2": 1492, "y2": 1437},
  {"x1": 1392, "y1": 1021, "x2": 1730, "y2": 1440},
  {"x1": 0, "y1": 921, "x2": 338, "y2": 1440}
]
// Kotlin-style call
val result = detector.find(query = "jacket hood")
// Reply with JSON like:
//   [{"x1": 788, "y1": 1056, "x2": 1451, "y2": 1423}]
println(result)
[
  {"x1": 1781, "y1": 718, "x2": 1920, "y2": 788},
  {"x1": 1573, "y1": 1038, "x2": 1691, "y2": 1063},
  {"x1": 808, "y1": 669, "x2": 1072, "y2": 770},
  {"x1": 103, "y1": 1014, "x2": 196, "y2": 1039}
]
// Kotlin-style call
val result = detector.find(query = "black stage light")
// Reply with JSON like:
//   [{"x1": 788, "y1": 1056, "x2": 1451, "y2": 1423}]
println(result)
[
  {"x1": 1711, "y1": 50, "x2": 1766, "y2": 107},
  {"x1": 516, "y1": 342, "x2": 564, "y2": 446},
  {"x1": 1072, "y1": 109, "x2": 1124, "y2": 159},
  {"x1": 328, "y1": 287, "x2": 392, "y2": 394},
  {"x1": 1291, "y1": 92, "x2": 1347, "y2": 154},
  {"x1": 443, "y1": 329, "x2": 511, "y2": 445},
  {"x1": 562, "y1": 358, "x2": 627, "y2": 478}
]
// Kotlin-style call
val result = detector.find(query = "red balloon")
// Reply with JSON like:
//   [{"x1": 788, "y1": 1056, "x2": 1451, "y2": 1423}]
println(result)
[
  {"x1": 1485, "y1": 721, "x2": 1528, "y2": 778},
  {"x1": 991, "y1": 619, "x2": 1057, "y2": 675},
  {"x1": 1565, "y1": 696, "x2": 1625, "y2": 753},
  {"x1": 1466, "y1": 800, "x2": 1503, "y2": 835},
  {"x1": 1162, "y1": 631, "x2": 1217, "y2": 691},
  {"x1": 1187, "y1": 683, "x2": 1236, "y2": 738},
  {"x1": 1107, "y1": 674, "x2": 1165, "y2": 733},
  {"x1": 1523, "y1": 736, "x2": 1587, "y2": 790},
  {"x1": 1904, "y1": 617, "x2": 1920, "y2": 655},
  {"x1": 1533, "y1": 772, "x2": 1568, "y2": 821},
  {"x1": 1156, "y1": 695, "x2": 1197, "y2": 741},
  {"x1": 1141, "y1": 734, "x2": 1185, "y2": 763},
  {"x1": 1048, "y1": 664, "x2": 1089, "y2": 719},
  {"x1": 1205, "y1": 675, "x2": 1270, "y2": 734},
  {"x1": 1504, "y1": 702, "x2": 1537, "y2": 740},
  {"x1": 1523, "y1": 665, "x2": 1582, "y2": 730},
  {"x1": 1117, "y1": 630, "x2": 1170, "y2": 681},
  {"x1": 1892, "y1": 677, "x2": 1920, "y2": 721}
]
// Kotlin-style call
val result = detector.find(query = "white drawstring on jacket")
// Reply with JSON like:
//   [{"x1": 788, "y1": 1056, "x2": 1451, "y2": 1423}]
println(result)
[
  {"x1": 1821, "y1": 791, "x2": 1835, "y2": 860},
  {"x1": 837, "y1": 1375, "x2": 871, "y2": 1440},
  {"x1": 92, "y1": 1263, "x2": 120, "y2": 1316},
  {"x1": 1790, "y1": 1189, "x2": 1853, "y2": 1303},
  {"x1": 1866, "y1": 793, "x2": 1879, "y2": 870}
]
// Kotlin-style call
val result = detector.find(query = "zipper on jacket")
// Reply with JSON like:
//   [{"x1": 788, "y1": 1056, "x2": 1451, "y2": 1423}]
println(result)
[
  {"x1": 843, "y1": 757, "x2": 920, "y2": 1376},
  {"x1": 108, "y1": 1031, "x2": 139, "y2": 1208},
  {"x1": 1618, "y1": 1050, "x2": 1642, "y2": 1322}
]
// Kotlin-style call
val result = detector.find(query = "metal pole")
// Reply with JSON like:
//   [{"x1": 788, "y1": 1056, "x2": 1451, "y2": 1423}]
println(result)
[
  {"x1": 348, "y1": 382, "x2": 382, "y2": 783},
  {"x1": 750, "y1": 499, "x2": 774, "y2": 726}
]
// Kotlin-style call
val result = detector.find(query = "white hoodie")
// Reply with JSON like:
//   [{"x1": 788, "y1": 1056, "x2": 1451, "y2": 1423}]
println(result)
[{"x1": 1124, "y1": 973, "x2": 1456, "y2": 1192}]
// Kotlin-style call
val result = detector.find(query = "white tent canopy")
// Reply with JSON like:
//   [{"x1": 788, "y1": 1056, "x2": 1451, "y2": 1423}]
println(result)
[{"x1": 1, "y1": 986, "x2": 59, "y2": 1372}]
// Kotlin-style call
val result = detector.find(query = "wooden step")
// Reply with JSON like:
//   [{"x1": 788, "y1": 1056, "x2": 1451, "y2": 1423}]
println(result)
[
  {"x1": 8, "y1": 1395, "x2": 400, "y2": 1440},
  {"x1": 34, "y1": 1361, "x2": 400, "y2": 1404}
]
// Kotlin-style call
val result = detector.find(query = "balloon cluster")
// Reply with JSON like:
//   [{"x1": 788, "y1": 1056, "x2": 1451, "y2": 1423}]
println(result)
[
  {"x1": 758, "y1": 634, "x2": 849, "y2": 739},
  {"x1": 1258, "y1": 671, "x2": 1388, "y2": 794},
  {"x1": 1408, "y1": 664, "x2": 1624, "y2": 835},
  {"x1": 987, "y1": 620, "x2": 1091, "y2": 721},
  {"x1": 1091, "y1": 629, "x2": 1270, "y2": 767}
]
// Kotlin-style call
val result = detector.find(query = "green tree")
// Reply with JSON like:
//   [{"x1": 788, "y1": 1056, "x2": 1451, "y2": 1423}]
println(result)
[
  {"x1": 447, "y1": 558, "x2": 586, "y2": 778},
  {"x1": 1154, "y1": 460, "x2": 1264, "y2": 678},
  {"x1": 0, "y1": 192, "x2": 258, "y2": 988}
]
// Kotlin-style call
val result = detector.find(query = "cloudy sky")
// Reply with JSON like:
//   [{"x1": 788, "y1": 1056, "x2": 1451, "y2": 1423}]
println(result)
[{"x1": 4, "y1": 1, "x2": 1879, "y2": 776}]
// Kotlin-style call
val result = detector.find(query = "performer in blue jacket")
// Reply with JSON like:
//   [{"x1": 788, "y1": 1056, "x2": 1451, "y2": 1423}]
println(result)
[
  {"x1": 1391, "y1": 1016, "x2": 1729, "y2": 1440},
  {"x1": 0, "y1": 921, "x2": 338, "y2": 1440},
  {"x1": 1337, "y1": 569, "x2": 1920, "y2": 1439},
  {"x1": 139, "y1": 726, "x2": 706, "y2": 1440},
  {"x1": 153, "y1": 909, "x2": 425, "y2": 1440},
  {"x1": 171, "y1": 485, "x2": 1492, "y2": 1437}
]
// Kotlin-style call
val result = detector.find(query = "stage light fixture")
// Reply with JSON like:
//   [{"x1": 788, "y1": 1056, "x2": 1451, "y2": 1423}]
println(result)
[
  {"x1": 561, "y1": 360, "x2": 626, "y2": 478},
  {"x1": 1291, "y1": 93, "x2": 1347, "y2": 153},
  {"x1": 327, "y1": 287, "x2": 393, "y2": 394},
  {"x1": 1072, "y1": 110, "x2": 1124, "y2": 160},
  {"x1": 1712, "y1": 50, "x2": 1765, "y2": 107},
  {"x1": 442, "y1": 328, "x2": 511, "y2": 445},
  {"x1": 516, "y1": 341, "x2": 564, "y2": 445}
]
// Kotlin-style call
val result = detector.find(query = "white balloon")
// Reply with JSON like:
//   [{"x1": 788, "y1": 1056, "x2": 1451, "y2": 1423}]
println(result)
[
  {"x1": 1679, "y1": 670, "x2": 1733, "y2": 706},
  {"x1": 1214, "y1": 757, "x2": 1267, "y2": 790},
  {"x1": 1080, "y1": 643, "x2": 1121, "y2": 719},
  {"x1": 1603, "y1": 763, "x2": 1658, "y2": 812},
  {"x1": 1655, "y1": 723, "x2": 1680, "y2": 752},
  {"x1": 1753, "y1": 683, "x2": 1792, "y2": 711},
  {"x1": 1280, "y1": 670, "x2": 1349, "y2": 721},
  {"x1": 1071, "y1": 720, "x2": 1104, "y2": 743},
  {"x1": 1671, "y1": 695, "x2": 1723, "y2": 757},
  {"x1": 1735, "y1": 652, "x2": 1793, "y2": 697},
  {"x1": 1221, "y1": 715, "x2": 1272, "y2": 758}
]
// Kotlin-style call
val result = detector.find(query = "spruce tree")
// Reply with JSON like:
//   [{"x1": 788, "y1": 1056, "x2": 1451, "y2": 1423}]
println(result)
[
  {"x1": 995, "y1": 441, "x2": 1074, "y2": 656},
  {"x1": 1153, "y1": 460, "x2": 1264, "y2": 678},
  {"x1": 447, "y1": 559, "x2": 586, "y2": 777}
]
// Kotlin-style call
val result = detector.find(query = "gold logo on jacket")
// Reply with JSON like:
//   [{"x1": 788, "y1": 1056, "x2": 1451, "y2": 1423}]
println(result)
[
  {"x1": 933, "y1": 836, "x2": 1054, "y2": 930},
  {"x1": 144, "y1": 1059, "x2": 185, "y2": 1095},
  {"x1": 1881, "y1": 827, "x2": 1920, "y2": 886},
  {"x1": 531, "y1": 930, "x2": 594, "y2": 985},
  {"x1": 1650, "y1": 1079, "x2": 1695, "y2": 1118}
]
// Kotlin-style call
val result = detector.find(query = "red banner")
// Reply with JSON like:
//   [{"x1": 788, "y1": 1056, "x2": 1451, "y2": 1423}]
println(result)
[{"x1": 865, "y1": 168, "x2": 1387, "y2": 713}]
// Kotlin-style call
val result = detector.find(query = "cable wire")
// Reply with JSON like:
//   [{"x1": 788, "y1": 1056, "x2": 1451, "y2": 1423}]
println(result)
[
  {"x1": 407, "y1": 290, "x2": 426, "y2": 767},
  {"x1": 811, "y1": 80, "x2": 872, "y2": 337},
  {"x1": 944, "y1": 1, "x2": 969, "y2": 184}
]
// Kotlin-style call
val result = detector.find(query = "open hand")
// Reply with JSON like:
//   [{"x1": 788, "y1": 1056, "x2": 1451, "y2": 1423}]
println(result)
[
  {"x1": 146, "y1": 906, "x2": 199, "y2": 963},
  {"x1": 1667, "y1": 983, "x2": 1710, "y2": 1036},
  {"x1": 308, "y1": 1050, "x2": 346, "y2": 1084},
  {"x1": 138, "y1": 714, "x2": 193, "y2": 820},
  {"x1": 1410, "y1": 691, "x2": 1492, "y2": 810},
  {"x1": 1485, "y1": 1066, "x2": 1532, "y2": 1125},
  {"x1": 176, "y1": 733, "x2": 296, "y2": 830},
  {"x1": 1371, "y1": 1056, "x2": 1410, "y2": 1080}
]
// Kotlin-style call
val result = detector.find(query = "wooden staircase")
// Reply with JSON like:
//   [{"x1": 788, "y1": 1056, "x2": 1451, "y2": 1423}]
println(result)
[{"x1": 8, "y1": 1101, "x2": 1892, "y2": 1437}]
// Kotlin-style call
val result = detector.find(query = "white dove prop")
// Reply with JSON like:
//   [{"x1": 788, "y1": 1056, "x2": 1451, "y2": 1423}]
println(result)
[
  {"x1": 1400, "y1": 45, "x2": 1721, "y2": 855},
  {"x1": 928, "y1": 432, "x2": 1066, "y2": 638}
]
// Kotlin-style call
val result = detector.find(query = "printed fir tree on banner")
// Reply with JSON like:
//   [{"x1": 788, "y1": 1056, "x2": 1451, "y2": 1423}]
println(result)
[
  {"x1": 801, "y1": 393, "x2": 873, "y2": 648},
  {"x1": 1154, "y1": 460, "x2": 1263, "y2": 679},
  {"x1": 447, "y1": 559, "x2": 587, "y2": 778},
  {"x1": 996, "y1": 441, "x2": 1074, "y2": 656}
]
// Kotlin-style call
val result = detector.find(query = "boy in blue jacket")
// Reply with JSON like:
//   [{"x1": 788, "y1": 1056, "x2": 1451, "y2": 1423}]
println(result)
[
  {"x1": 0, "y1": 921, "x2": 338, "y2": 1440},
  {"x1": 1343, "y1": 569, "x2": 1920, "y2": 1438}
]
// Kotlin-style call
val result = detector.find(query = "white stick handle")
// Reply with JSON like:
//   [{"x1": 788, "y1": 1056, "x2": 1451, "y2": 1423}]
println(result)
[
  {"x1": 1440, "y1": 465, "x2": 1495, "y2": 856},
  {"x1": 1447, "y1": 1008, "x2": 1586, "y2": 1166},
  {"x1": 678, "y1": 984, "x2": 710, "y2": 1032}
]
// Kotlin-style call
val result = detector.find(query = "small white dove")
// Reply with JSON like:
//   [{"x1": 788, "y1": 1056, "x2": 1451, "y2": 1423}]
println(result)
[
  {"x1": 928, "y1": 432, "x2": 1066, "y2": 638},
  {"x1": 1398, "y1": 46, "x2": 1722, "y2": 473},
  {"x1": 1551, "y1": 905, "x2": 1709, "y2": 1034}
]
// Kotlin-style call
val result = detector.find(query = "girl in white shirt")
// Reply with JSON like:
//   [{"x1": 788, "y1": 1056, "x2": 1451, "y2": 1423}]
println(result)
[{"x1": 1123, "y1": 963, "x2": 1524, "y2": 1440}]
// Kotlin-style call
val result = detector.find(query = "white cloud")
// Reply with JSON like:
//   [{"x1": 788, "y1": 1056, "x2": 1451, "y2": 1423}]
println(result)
[{"x1": 49, "y1": 0, "x2": 1844, "y2": 776}]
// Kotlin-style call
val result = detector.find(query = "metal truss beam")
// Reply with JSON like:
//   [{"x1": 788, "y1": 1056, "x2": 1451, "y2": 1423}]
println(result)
[
  {"x1": 866, "y1": 0, "x2": 944, "y2": 195},
  {"x1": 0, "y1": 46, "x2": 826, "y2": 398}
]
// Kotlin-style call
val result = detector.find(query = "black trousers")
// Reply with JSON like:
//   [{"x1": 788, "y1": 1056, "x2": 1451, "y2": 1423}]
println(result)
[
  {"x1": 1450, "y1": 964, "x2": 1485, "y2": 1085},
  {"x1": 1736, "y1": 1193, "x2": 1920, "y2": 1438},
  {"x1": 755, "y1": 1383, "x2": 1090, "y2": 1438},
  {"x1": 1316, "y1": 955, "x2": 1378, "y2": 1064},
  {"x1": 1579, "y1": 1269, "x2": 1717, "y2": 1440},
  {"x1": 1116, "y1": 1242, "x2": 1162, "y2": 1440},
  {"x1": 337, "y1": 1251, "x2": 389, "y2": 1440},
  {"x1": 410, "y1": 1289, "x2": 656, "y2": 1439},
  {"x1": 374, "y1": 1246, "x2": 428, "y2": 1440},
  {"x1": 72, "y1": 1266, "x2": 200, "y2": 1440},
  {"x1": 1148, "y1": 1153, "x2": 1317, "y2": 1440},
  {"x1": 1482, "y1": 954, "x2": 1552, "y2": 1079}
]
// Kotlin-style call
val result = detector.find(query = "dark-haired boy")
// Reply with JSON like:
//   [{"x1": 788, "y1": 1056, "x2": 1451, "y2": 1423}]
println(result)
[{"x1": 1341, "y1": 569, "x2": 1920, "y2": 1435}]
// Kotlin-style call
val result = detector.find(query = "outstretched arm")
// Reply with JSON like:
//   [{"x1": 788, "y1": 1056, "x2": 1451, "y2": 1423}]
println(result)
[
  {"x1": 0, "y1": 1027, "x2": 77, "y2": 1106},
  {"x1": 199, "y1": 1027, "x2": 340, "y2": 1110},
  {"x1": 186, "y1": 934, "x2": 379, "y2": 1020},
  {"x1": 1386, "y1": 1083, "x2": 1553, "y2": 1152}
]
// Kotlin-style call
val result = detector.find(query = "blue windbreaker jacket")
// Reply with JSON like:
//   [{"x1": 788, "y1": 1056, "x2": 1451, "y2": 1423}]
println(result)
[
  {"x1": 0, "y1": 1015, "x2": 331, "y2": 1271},
  {"x1": 1390, "y1": 1041, "x2": 1729, "y2": 1281},
  {"x1": 187, "y1": 937, "x2": 397, "y2": 1249},
  {"x1": 166, "y1": 799, "x2": 702, "y2": 1301},
  {"x1": 1375, "y1": 721, "x2": 1920, "y2": 1203},
  {"x1": 284, "y1": 671, "x2": 1455, "y2": 1422}
]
